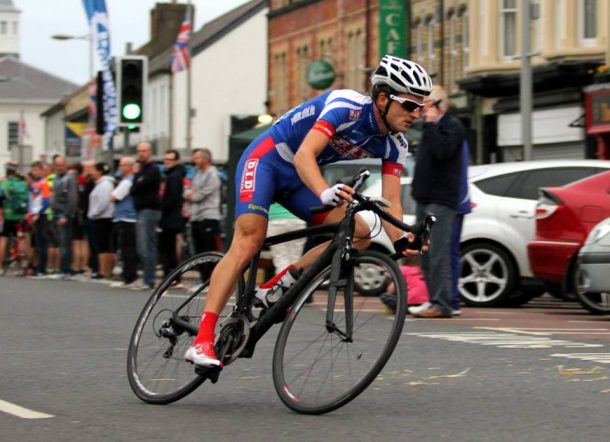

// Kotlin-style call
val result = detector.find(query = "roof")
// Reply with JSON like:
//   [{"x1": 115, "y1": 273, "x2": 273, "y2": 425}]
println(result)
[
  {"x1": 468, "y1": 159, "x2": 610, "y2": 181},
  {"x1": 0, "y1": 0, "x2": 19, "y2": 12},
  {"x1": 149, "y1": 0, "x2": 266, "y2": 76},
  {"x1": 0, "y1": 56, "x2": 77, "y2": 102}
]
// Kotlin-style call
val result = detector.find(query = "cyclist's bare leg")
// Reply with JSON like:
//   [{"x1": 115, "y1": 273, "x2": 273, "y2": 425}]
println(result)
[
  {"x1": 204, "y1": 213, "x2": 268, "y2": 314},
  {"x1": 0, "y1": 237, "x2": 8, "y2": 270},
  {"x1": 294, "y1": 207, "x2": 371, "y2": 270}
]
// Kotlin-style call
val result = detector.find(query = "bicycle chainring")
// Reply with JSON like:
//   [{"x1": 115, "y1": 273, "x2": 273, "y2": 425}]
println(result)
[{"x1": 215, "y1": 315, "x2": 251, "y2": 366}]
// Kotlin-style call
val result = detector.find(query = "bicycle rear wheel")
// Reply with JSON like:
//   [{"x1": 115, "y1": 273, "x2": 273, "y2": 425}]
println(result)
[
  {"x1": 127, "y1": 251, "x2": 234, "y2": 404},
  {"x1": 272, "y1": 250, "x2": 406, "y2": 414}
]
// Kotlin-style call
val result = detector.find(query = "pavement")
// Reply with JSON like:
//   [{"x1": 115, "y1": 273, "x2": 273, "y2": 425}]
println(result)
[{"x1": 1, "y1": 275, "x2": 609, "y2": 442}]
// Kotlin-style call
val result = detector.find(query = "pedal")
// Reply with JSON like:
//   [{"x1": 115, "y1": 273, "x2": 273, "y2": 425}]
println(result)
[{"x1": 194, "y1": 365, "x2": 222, "y2": 383}]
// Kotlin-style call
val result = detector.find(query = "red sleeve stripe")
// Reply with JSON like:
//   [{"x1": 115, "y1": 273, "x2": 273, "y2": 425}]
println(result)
[
  {"x1": 382, "y1": 161, "x2": 403, "y2": 177},
  {"x1": 312, "y1": 120, "x2": 336, "y2": 138}
]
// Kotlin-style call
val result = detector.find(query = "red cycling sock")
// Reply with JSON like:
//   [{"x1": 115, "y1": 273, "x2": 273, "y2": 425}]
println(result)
[
  {"x1": 259, "y1": 264, "x2": 296, "y2": 289},
  {"x1": 194, "y1": 311, "x2": 219, "y2": 346}
]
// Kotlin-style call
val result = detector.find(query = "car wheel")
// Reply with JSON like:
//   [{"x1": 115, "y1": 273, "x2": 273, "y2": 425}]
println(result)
[
  {"x1": 353, "y1": 262, "x2": 390, "y2": 296},
  {"x1": 574, "y1": 264, "x2": 610, "y2": 314},
  {"x1": 459, "y1": 242, "x2": 517, "y2": 307}
]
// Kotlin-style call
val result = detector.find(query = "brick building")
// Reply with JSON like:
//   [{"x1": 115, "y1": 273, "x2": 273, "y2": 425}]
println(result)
[{"x1": 268, "y1": 0, "x2": 380, "y2": 116}]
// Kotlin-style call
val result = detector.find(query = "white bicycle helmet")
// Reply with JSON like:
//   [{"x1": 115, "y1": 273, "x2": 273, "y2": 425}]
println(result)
[{"x1": 371, "y1": 55, "x2": 432, "y2": 98}]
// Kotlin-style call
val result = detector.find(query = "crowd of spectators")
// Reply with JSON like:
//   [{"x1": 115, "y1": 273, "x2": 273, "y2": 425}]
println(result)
[{"x1": 0, "y1": 143, "x2": 223, "y2": 290}]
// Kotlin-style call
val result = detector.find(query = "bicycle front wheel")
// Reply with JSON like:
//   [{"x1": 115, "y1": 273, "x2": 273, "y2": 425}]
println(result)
[
  {"x1": 127, "y1": 251, "x2": 231, "y2": 404},
  {"x1": 272, "y1": 250, "x2": 407, "y2": 414}
]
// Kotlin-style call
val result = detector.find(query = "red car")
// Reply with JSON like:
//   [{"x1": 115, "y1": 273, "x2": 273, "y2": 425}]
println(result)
[{"x1": 528, "y1": 170, "x2": 610, "y2": 296}]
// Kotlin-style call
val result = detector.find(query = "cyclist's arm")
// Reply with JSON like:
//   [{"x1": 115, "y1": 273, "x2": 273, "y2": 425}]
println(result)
[
  {"x1": 293, "y1": 130, "x2": 354, "y2": 201},
  {"x1": 380, "y1": 173, "x2": 405, "y2": 243}
]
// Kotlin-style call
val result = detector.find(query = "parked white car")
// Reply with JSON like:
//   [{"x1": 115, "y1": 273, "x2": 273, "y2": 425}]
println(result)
[
  {"x1": 358, "y1": 159, "x2": 610, "y2": 305},
  {"x1": 576, "y1": 217, "x2": 610, "y2": 314}
]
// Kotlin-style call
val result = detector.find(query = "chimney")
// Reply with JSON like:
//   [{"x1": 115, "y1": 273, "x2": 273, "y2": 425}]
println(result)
[{"x1": 145, "y1": 2, "x2": 191, "y2": 58}]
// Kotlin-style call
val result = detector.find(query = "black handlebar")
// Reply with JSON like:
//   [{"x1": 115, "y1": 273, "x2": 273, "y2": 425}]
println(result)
[{"x1": 310, "y1": 168, "x2": 436, "y2": 255}]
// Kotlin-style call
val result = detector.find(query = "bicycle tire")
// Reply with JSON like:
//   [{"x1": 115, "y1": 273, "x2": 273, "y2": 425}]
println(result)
[
  {"x1": 272, "y1": 250, "x2": 407, "y2": 414},
  {"x1": 127, "y1": 251, "x2": 228, "y2": 404}
]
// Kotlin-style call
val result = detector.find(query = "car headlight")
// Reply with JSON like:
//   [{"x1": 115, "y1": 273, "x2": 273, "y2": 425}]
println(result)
[{"x1": 585, "y1": 224, "x2": 610, "y2": 245}]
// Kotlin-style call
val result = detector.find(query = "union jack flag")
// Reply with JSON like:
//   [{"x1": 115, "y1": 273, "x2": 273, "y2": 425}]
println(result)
[{"x1": 171, "y1": 13, "x2": 191, "y2": 74}]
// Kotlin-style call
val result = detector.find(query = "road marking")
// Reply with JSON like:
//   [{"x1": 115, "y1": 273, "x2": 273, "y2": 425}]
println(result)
[
  {"x1": 404, "y1": 331, "x2": 604, "y2": 349},
  {"x1": 477, "y1": 327, "x2": 610, "y2": 336},
  {"x1": 0, "y1": 399, "x2": 54, "y2": 419},
  {"x1": 551, "y1": 353, "x2": 610, "y2": 364}
]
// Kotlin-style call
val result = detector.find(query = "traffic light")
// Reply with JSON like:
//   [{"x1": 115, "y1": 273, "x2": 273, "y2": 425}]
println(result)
[{"x1": 116, "y1": 55, "x2": 147, "y2": 127}]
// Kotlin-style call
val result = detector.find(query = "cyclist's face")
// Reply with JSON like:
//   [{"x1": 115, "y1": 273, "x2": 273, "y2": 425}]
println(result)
[{"x1": 383, "y1": 92, "x2": 423, "y2": 132}]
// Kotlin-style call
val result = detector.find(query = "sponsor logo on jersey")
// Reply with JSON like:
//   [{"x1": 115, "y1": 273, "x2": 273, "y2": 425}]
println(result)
[
  {"x1": 240, "y1": 159, "x2": 258, "y2": 202},
  {"x1": 348, "y1": 109, "x2": 361, "y2": 121},
  {"x1": 328, "y1": 137, "x2": 371, "y2": 159},
  {"x1": 290, "y1": 105, "x2": 316, "y2": 125}
]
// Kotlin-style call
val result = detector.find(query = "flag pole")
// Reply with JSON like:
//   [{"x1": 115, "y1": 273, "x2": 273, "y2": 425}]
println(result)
[{"x1": 186, "y1": 0, "x2": 193, "y2": 155}]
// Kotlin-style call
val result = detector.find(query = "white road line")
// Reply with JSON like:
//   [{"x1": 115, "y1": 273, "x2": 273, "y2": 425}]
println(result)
[
  {"x1": 0, "y1": 399, "x2": 54, "y2": 419},
  {"x1": 551, "y1": 353, "x2": 610, "y2": 364}
]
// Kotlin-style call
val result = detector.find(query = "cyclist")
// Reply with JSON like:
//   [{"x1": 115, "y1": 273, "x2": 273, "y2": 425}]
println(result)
[
  {"x1": 0, "y1": 161, "x2": 29, "y2": 274},
  {"x1": 185, "y1": 55, "x2": 433, "y2": 369}
]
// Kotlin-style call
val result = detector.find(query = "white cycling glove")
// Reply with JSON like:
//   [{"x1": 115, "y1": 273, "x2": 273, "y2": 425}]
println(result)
[{"x1": 319, "y1": 183, "x2": 346, "y2": 206}]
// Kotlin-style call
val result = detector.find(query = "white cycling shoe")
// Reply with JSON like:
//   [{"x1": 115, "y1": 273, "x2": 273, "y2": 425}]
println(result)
[{"x1": 184, "y1": 343, "x2": 223, "y2": 369}]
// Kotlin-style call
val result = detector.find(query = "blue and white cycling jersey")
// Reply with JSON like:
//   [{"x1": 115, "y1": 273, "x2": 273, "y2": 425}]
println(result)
[
  {"x1": 270, "y1": 89, "x2": 409, "y2": 173},
  {"x1": 234, "y1": 89, "x2": 409, "y2": 221}
]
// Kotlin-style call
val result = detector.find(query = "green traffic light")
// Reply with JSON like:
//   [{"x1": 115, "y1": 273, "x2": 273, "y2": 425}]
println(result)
[{"x1": 122, "y1": 103, "x2": 142, "y2": 120}]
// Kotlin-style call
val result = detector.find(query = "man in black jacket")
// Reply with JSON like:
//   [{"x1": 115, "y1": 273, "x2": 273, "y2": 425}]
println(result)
[
  {"x1": 131, "y1": 142, "x2": 161, "y2": 290},
  {"x1": 411, "y1": 85, "x2": 465, "y2": 318},
  {"x1": 159, "y1": 149, "x2": 186, "y2": 279}
]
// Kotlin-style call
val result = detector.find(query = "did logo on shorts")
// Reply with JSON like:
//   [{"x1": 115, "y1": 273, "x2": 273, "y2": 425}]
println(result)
[{"x1": 240, "y1": 159, "x2": 258, "y2": 202}]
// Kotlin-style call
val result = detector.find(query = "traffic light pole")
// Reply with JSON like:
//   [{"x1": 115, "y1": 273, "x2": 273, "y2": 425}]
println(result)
[{"x1": 186, "y1": 0, "x2": 193, "y2": 155}]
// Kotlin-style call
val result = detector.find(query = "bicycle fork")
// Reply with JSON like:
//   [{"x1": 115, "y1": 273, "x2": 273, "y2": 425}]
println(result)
[{"x1": 325, "y1": 249, "x2": 354, "y2": 342}]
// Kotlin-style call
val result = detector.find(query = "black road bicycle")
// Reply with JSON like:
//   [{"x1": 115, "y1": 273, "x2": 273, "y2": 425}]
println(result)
[{"x1": 127, "y1": 169, "x2": 435, "y2": 415}]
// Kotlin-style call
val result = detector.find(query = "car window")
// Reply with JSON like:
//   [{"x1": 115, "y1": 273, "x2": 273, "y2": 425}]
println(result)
[
  {"x1": 474, "y1": 172, "x2": 521, "y2": 197},
  {"x1": 321, "y1": 162, "x2": 381, "y2": 192},
  {"x1": 400, "y1": 184, "x2": 417, "y2": 215},
  {"x1": 509, "y1": 167, "x2": 601, "y2": 200}
]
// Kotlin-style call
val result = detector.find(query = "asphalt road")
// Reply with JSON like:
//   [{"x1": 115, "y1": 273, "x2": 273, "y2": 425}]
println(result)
[{"x1": 1, "y1": 276, "x2": 609, "y2": 442}]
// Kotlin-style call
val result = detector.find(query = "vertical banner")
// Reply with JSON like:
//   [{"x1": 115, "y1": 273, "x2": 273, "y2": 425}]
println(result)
[
  {"x1": 82, "y1": 0, "x2": 117, "y2": 150},
  {"x1": 379, "y1": 0, "x2": 408, "y2": 58}
]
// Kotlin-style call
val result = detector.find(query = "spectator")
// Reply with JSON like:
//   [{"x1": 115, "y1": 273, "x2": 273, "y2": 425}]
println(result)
[
  {"x1": 81, "y1": 160, "x2": 99, "y2": 277},
  {"x1": 410, "y1": 85, "x2": 465, "y2": 318},
  {"x1": 28, "y1": 161, "x2": 52, "y2": 277},
  {"x1": 71, "y1": 162, "x2": 89, "y2": 275},
  {"x1": 186, "y1": 148, "x2": 222, "y2": 255},
  {"x1": 379, "y1": 258, "x2": 429, "y2": 314},
  {"x1": 110, "y1": 156, "x2": 138, "y2": 288},
  {"x1": 87, "y1": 162, "x2": 115, "y2": 280},
  {"x1": 0, "y1": 161, "x2": 29, "y2": 274},
  {"x1": 43, "y1": 162, "x2": 60, "y2": 274},
  {"x1": 450, "y1": 141, "x2": 472, "y2": 316},
  {"x1": 159, "y1": 149, "x2": 186, "y2": 279},
  {"x1": 131, "y1": 142, "x2": 161, "y2": 290},
  {"x1": 266, "y1": 202, "x2": 306, "y2": 273},
  {"x1": 50, "y1": 156, "x2": 78, "y2": 279}
]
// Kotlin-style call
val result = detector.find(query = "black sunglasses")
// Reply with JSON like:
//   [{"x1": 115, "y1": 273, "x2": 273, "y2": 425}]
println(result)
[{"x1": 389, "y1": 94, "x2": 424, "y2": 113}]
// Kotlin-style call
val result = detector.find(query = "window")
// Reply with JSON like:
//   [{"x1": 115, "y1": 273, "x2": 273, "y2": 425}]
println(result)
[
  {"x1": 12, "y1": 21, "x2": 17, "y2": 35},
  {"x1": 579, "y1": 0, "x2": 597, "y2": 46},
  {"x1": 415, "y1": 21, "x2": 423, "y2": 64},
  {"x1": 347, "y1": 30, "x2": 365, "y2": 91},
  {"x1": 274, "y1": 52, "x2": 288, "y2": 112},
  {"x1": 0, "y1": 21, "x2": 6, "y2": 35},
  {"x1": 461, "y1": 10, "x2": 469, "y2": 75},
  {"x1": 296, "y1": 45, "x2": 310, "y2": 101},
  {"x1": 510, "y1": 168, "x2": 602, "y2": 200},
  {"x1": 448, "y1": 12, "x2": 457, "y2": 92},
  {"x1": 7, "y1": 122, "x2": 18, "y2": 149},
  {"x1": 427, "y1": 17, "x2": 436, "y2": 75},
  {"x1": 555, "y1": 0, "x2": 564, "y2": 48},
  {"x1": 319, "y1": 37, "x2": 332, "y2": 61},
  {"x1": 474, "y1": 173, "x2": 520, "y2": 197},
  {"x1": 499, "y1": 0, "x2": 517, "y2": 59}
]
